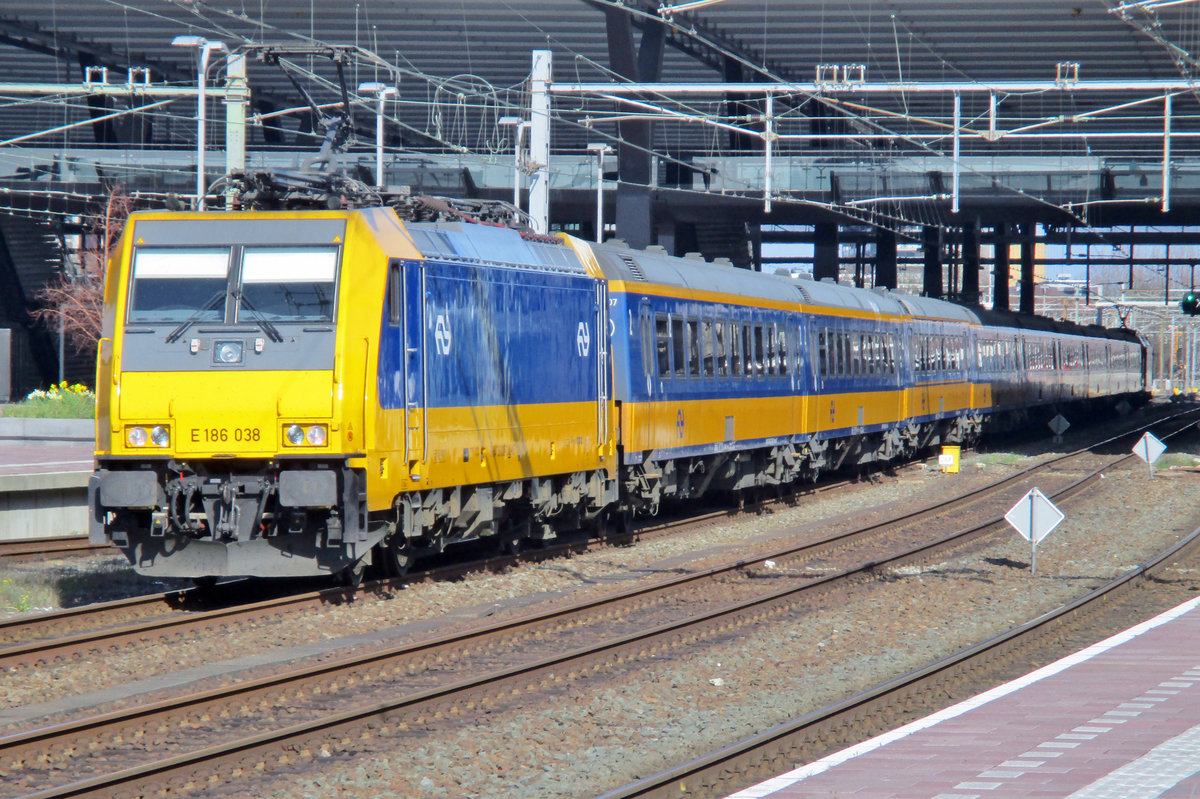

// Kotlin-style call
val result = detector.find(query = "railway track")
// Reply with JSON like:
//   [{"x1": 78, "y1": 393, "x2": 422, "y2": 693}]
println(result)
[
  {"x1": 0, "y1": 468, "x2": 862, "y2": 666},
  {"x1": 0, "y1": 536, "x2": 106, "y2": 560},
  {"x1": 3, "y1": 414, "x2": 1192, "y2": 797},
  {"x1": 2, "y1": 404, "x2": 1188, "y2": 665},
  {"x1": 596, "y1": 516, "x2": 1200, "y2": 799}
]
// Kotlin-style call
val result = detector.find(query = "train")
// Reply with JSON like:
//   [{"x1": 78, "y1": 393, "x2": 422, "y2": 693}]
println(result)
[{"x1": 88, "y1": 199, "x2": 1148, "y2": 582}]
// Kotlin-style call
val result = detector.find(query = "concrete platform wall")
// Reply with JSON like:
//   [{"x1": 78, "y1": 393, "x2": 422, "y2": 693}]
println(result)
[{"x1": 0, "y1": 416, "x2": 93, "y2": 540}]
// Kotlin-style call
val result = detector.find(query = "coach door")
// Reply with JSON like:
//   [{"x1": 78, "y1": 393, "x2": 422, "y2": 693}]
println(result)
[
  {"x1": 595, "y1": 281, "x2": 610, "y2": 450},
  {"x1": 403, "y1": 262, "x2": 427, "y2": 468}
]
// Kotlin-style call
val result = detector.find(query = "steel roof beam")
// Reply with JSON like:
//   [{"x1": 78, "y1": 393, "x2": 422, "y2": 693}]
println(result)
[{"x1": 552, "y1": 79, "x2": 1200, "y2": 94}]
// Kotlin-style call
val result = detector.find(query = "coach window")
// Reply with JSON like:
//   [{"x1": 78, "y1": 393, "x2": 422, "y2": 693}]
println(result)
[
  {"x1": 701, "y1": 318, "x2": 715, "y2": 377},
  {"x1": 765, "y1": 325, "x2": 777, "y2": 376},
  {"x1": 687, "y1": 318, "x2": 701, "y2": 377},
  {"x1": 817, "y1": 329, "x2": 828, "y2": 378},
  {"x1": 715, "y1": 320, "x2": 728, "y2": 376},
  {"x1": 655, "y1": 313, "x2": 671, "y2": 378},
  {"x1": 731, "y1": 322, "x2": 743, "y2": 376},
  {"x1": 778, "y1": 327, "x2": 789, "y2": 377},
  {"x1": 743, "y1": 323, "x2": 754, "y2": 378},
  {"x1": 672, "y1": 316, "x2": 687, "y2": 378}
]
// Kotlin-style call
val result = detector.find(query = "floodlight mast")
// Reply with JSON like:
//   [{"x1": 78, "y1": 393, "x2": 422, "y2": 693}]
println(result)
[
  {"x1": 172, "y1": 36, "x2": 227, "y2": 211},
  {"x1": 586, "y1": 143, "x2": 612, "y2": 243},
  {"x1": 359, "y1": 82, "x2": 397, "y2": 190},
  {"x1": 499, "y1": 116, "x2": 531, "y2": 211}
]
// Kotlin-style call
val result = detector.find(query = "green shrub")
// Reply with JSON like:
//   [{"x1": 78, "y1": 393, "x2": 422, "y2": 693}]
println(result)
[{"x1": 3, "y1": 381, "x2": 96, "y2": 419}]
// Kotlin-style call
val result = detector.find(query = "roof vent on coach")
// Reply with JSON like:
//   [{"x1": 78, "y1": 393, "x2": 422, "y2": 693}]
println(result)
[
  {"x1": 683, "y1": 252, "x2": 705, "y2": 261},
  {"x1": 619, "y1": 254, "x2": 648, "y2": 281},
  {"x1": 644, "y1": 245, "x2": 668, "y2": 255}
]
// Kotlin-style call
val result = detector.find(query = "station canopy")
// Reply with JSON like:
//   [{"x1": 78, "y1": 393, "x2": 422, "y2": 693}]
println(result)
[{"x1": 0, "y1": 0, "x2": 1198, "y2": 228}]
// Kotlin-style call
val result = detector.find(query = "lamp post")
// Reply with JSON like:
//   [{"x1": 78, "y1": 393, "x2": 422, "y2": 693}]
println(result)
[
  {"x1": 172, "y1": 36, "x2": 226, "y2": 211},
  {"x1": 359, "y1": 82, "x2": 397, "y2": 190},
  {"x1": 499, "y1": 116, "x2": 531, "y2": 211},
  {"x1": 586, "y1": 143, "x2": 612, "y2": 243}
]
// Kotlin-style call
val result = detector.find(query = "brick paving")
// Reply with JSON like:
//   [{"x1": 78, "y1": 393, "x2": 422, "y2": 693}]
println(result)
[
  {"x1": 728, "y1": 597, "x2": 1200, "y2": 799},
  {"x1": 0, "y1": 442, "x2": 92, "y2": 477}
]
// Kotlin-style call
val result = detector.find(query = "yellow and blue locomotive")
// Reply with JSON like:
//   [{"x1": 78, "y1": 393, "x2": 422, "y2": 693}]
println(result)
[
  {"x1": 89, "y1": 199, "x2": 1147, "y2": 581},
  {"x1": 90, "y1": 206, "x2": 615, "y2": 580}
]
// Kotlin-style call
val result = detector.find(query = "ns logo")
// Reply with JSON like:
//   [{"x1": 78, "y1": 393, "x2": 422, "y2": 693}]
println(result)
[
  {"x1": 434, "y1": 315, "x2": 452, "y2": 356},
  {"x1": 576, "y1": 322, "x2": 590, "y2": 357}
]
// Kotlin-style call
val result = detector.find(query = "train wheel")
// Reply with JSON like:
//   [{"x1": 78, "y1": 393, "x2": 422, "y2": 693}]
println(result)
[
  {"x1": 340, "y1": 558, "x2": 366, "y2": 587},
  {"x1": 495, "y1": 520, "x2": 524, "y2": 556},
  {"x1": 382, "y1": 538, "x2": 414, "y2": 577},
  {"x1": 597, "y1": 508, "x2": 633, "y2": 546}
]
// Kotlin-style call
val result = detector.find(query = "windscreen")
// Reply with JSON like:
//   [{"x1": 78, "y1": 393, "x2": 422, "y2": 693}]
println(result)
[
  {"x1": 127, "y1": 248, "x2": 230, "y2": 323},
  {"x1": 238, "y1": 247, "x2": 339, "y2": 322}
]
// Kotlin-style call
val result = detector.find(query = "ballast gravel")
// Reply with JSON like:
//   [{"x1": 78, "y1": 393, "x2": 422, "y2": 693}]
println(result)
[{"x1": 5, "y1": 410, "x2": 1200, "y2": 798}]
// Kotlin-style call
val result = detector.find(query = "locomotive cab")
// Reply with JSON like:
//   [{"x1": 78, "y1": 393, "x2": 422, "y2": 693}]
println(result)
[{"x1": 90, "y1": 212, "x2": 385, "y2": 579}]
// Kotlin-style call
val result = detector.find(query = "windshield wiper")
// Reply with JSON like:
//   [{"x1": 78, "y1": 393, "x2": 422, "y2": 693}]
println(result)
[
  {"x1": 235, "y1": 293, "x2": 284, "y2": 343},
  {"x1": 165, "y1": 290, "x2": 227, "y2": 343}
]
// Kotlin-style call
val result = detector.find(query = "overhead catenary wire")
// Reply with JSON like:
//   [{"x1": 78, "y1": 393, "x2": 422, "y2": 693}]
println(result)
[{"x1": 6, "y1": 0, "x2": 1191, "y2": 254}]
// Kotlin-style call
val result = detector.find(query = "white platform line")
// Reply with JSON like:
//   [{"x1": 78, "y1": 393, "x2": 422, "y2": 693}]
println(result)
[{"x1": 723, "y1": 595, "x2": 1200, "y2": 799}]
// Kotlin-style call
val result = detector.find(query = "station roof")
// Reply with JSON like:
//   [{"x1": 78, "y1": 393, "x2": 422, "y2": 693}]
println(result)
[{"x1": 0, "y1": 1, "x2": 1197, "y2": 228}]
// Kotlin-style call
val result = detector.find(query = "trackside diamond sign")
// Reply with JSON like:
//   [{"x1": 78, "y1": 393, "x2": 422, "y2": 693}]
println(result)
[
  {"x1": 1005, "y1": 488, "x2": 1064, "y2": 575},
  {"x1": 1133, "y1": 432, "x2": 1167, "y2": 479}
]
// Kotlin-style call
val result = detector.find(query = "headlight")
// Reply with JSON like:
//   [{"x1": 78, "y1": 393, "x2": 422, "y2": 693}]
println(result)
[
  {"x1": 214, "y1": 340, "x2": 243, "y2": 364},
  {"x1": 151, "y1": 425, "x2": 170, "y2": 447},
  {"x1": 284, "y1": 423, "x2": 329, "y2": 447},
  {"x1": 127, "y1": 426, "x2": 148, "y2": 447}
]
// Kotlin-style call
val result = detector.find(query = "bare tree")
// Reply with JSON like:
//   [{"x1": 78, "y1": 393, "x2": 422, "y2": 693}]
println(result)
[{"x1": 32, "y1": 187, "x2": 134, "y2": 354}]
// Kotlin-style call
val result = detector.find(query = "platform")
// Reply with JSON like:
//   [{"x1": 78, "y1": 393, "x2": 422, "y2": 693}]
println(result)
[
  {"x1": 0, "y1": 438, "x2": 93, "y2": 540},
  {"x1": 728, "y1": 596, "x2": 1200, "y2": 799}
]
